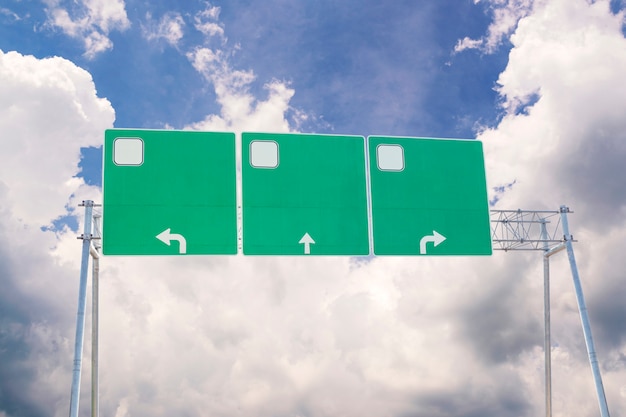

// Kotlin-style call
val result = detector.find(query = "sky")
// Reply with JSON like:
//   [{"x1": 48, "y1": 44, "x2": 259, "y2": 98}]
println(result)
[{"x1": 1, "y1": 0, "x2": 626, "y2": 416}]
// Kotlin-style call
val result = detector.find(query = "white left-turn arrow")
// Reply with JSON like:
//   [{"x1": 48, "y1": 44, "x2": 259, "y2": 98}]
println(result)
[
  {"x1": 419, "y1": 230, "x2": 446, "y2": 255},
  {"x1": 156, "y1": 228, "x2": 187, "y2": 254},
  {"x1": 299, "y1": 232, "x2": 315, "y2": 255}
]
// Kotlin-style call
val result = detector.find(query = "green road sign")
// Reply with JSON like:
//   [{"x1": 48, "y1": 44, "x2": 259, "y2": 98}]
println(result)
[
  {"x1": 368, "y1": 136, "x2": 492, "y2": 255},
  {"x1": 242, "y1": 133, "x2": 369, "y2": 255},
  {"x1": 103, "y1": 129, "x2": 237, "y2": 255}
]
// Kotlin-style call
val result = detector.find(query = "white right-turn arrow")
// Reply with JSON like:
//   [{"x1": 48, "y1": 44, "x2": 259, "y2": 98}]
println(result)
[{"x1": 419, "y1": 230, "x2": 446, "y2": 255}]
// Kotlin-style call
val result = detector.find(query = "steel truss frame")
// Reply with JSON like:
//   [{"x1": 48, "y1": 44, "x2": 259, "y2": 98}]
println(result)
[{"x1": 491, "y1": 206, "x2": 610, "y2": 417}]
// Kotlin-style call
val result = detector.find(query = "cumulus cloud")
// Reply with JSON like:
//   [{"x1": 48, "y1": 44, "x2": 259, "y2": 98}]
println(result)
[
  {"x1": 0, "y1": 49, "x2": 113, "y2": 416},
  {"x1": 479, "y1": 0, "x2": 626, "y2": 412},
  {"x1": 3, "y1": 0, "x2": 626, "y2": 416},
  {"x1": 42, "y1": 0, "x2": 130, "y2": 58},
  {"x1": 482, "y1": 0, "x2": 626, "y2": 225},
  {"x1": 0, "y1": 50, "x2": 112, "y2": 225}
]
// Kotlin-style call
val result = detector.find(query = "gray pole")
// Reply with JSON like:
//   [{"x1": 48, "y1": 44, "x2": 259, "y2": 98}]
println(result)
[
  {"x1": 559, "y1": 206, "x2": 610, "y2": 417},
  {"x1": 69, "y1": 200, "x2": 94, "y2": 417},
  {"x1": 90, "y1": 251, "x2": 99, "y2": 417},
  {"x1": 91, "y1": 213, "x2": 101, "y2": 417},
  {"x1": 540, "y1": 220, "x2": 552, "y2": 417}
]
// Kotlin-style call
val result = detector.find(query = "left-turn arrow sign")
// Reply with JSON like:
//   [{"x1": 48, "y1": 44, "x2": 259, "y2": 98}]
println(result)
[{"x1": 156, "y1": 228, "x2": 187, "y2": 254}]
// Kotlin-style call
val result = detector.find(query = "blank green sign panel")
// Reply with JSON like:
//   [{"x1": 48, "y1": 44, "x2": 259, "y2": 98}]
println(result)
[
  {"x1": 103, "y1": 129, "x2": 237, "y2": 255},
  {"x1": 242, "y1": 133, "x2": 369, "y2": 255},
  {"x1": 369, "y1": 136, "x2": 492, "y2": 256},
  {"x1": 103, "y1": 130, "x2": 492, "y2": 257}
]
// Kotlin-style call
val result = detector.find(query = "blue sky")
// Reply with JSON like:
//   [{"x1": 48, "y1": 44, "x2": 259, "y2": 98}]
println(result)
[
  {"x1": 2, "y1": 1, "x2": 626, "y2": 417},
  {"x1": 2, "y1": 0, "x2": 508, "y2": 187}
]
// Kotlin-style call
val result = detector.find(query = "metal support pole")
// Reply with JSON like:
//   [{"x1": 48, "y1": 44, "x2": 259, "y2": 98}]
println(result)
[
  {"x1": 69, "y1": 200, "x2": 94, "y2": 417},
  {"x1": 91, "y1": 213, "x2": 101, "y2": 417},
  {"x1": 560, "y1": 206, "x2": 610, "y2": 417},
  {"x1": 90, "y1": 252, "x2": 99, "y2": 417},
  {"x1": 540, "y1": 219, "x2": 552, "y2": 417}
]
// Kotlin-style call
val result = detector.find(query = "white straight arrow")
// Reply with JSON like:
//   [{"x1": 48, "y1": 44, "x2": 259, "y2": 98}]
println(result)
[
  {"x1": 156, "y1": 228, "x2": 187, "y2": 254},
  {"x1": 299, "y1": 232, "x2": 315, "y2": 255},
  {"x1": 419, "y1": 230, "x2": 446, "y2": 255}
]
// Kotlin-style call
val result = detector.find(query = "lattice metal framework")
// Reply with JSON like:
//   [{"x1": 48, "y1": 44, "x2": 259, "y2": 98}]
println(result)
[
  {"x1": 490, "y1": 206, "x2": 610, "y2": 417},
  {"x1": 490, "y1": 208, "x2": 573, "y2": 251}
]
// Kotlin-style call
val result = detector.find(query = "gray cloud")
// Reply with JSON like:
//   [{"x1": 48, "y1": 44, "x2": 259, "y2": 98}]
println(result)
[
  {"x1": 558, "y1": 131, "x2": 626, "y2": 231},
  {"x1": 456, "y1": 274, "x2": 543, "y2": 364},
  {"x1": 0, "y1": 238, "x2": 73, "y2": 417},
  {"x1": 402, "y1": 376, "x2": 530, "y2": 417}
]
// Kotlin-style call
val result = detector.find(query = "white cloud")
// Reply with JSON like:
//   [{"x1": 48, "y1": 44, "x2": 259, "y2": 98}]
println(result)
[
  {"x1": 0, "y1": 49, "x2": 112, "y2": 225},
  {"x1": 454, "y1": 36, "x2": 483, "y2": 52},
  {"x1": 194, "y1": 4, "x2": 225, "y2": 39},
  {"x1": 482, "y1": 0, "x2": 626, "y2": 221},
  {"x1": 184, "y1": 2, "x2": 298, "y2": 133},
  {"x1": 140, "y1": 4, "x2": 226, "y2": 48},
  {"x1": 3, "y1": 0, "x2": 626, "y2": 416},
  {"x1": 43, "y1": 0, "x2": 130, "y2": 58},
  {"x1": 142, "y1": 12, "x2": 185, "y2": 47},
  {"x1": 187, "y1": 47, "x2": 293, "y2": 132},
  {"x1": 0, "y1": 7, "x2": 22, "y2": 21},
  {"x1": 478, "y1": 0, "x2": 626, "y2": 412},
  {"x1": 454, "y1": 0, "x2": 534, "y2": 53},
  {"x1": 0, "y1": 49, "x2": 113, "y2": 416}
]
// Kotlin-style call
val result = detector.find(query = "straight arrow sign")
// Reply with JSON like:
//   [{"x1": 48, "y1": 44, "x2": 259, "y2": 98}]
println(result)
[
  {"x1": 299, "y1": 233, "x2": 315, "y2": 255},
  {"x1": 156, "y1": 228, "x2": 187, "y2": 254},
  {"x1": 419, "y1": 230, "x2": 446, "y2": 255}
]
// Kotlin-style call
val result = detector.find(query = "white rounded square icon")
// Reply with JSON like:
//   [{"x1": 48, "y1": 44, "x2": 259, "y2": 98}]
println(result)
[
  {"x1": 250, "y1": 140, "x2": 279, "y2": 168},
  {"x1": 113, "y1": 138, "x2": 144, "y2": 166},
  {"x1": 376, "y1": 144, "x2": 404, "y2": 171}
]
